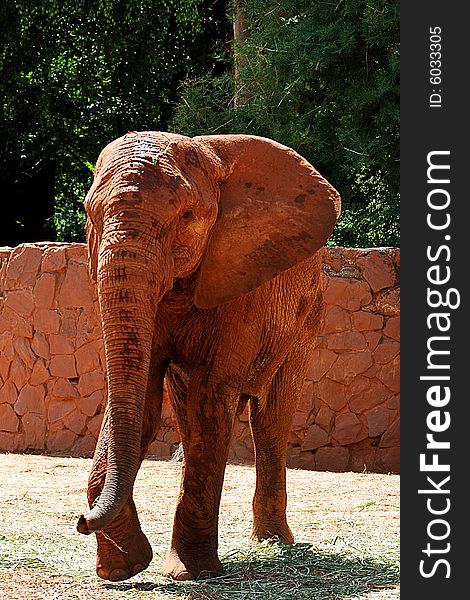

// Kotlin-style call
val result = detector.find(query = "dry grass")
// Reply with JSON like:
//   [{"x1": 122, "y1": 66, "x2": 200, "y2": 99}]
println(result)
[{"x1": 0, "y1": 453, "x2": 399, "y2": 599}]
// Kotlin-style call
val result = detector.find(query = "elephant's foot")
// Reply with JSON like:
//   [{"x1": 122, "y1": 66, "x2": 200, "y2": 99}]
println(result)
[
  {"x1": 95, "y1": 527, "x2": 153, "y2": 581},
  {"x1": 251, "y1": 518, "x2": 294, "y2": 545},
  {"x1": 162, "y1": 547, "x2": 223, "y2": 580},
  {"x1": 94, "y1": 500, "x2": 153, "y2": 581}
]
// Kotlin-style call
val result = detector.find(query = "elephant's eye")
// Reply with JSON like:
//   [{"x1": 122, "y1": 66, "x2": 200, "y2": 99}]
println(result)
[{"x1": 181, "y1": 210, "x2": 194, "y2": 222}]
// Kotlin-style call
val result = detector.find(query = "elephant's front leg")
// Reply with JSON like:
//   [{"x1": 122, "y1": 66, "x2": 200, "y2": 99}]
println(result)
[
  {"x1": 162, "y1": 372, "x2": 237, "y2": 580},
  {"x1": 87, "y1": 363, "x2": 164, "y2": 581}
]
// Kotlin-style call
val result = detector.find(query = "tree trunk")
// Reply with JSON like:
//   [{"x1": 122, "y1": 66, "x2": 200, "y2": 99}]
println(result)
[{"x1": 233, "y1": 1, "x2": 251, "y2": 107}]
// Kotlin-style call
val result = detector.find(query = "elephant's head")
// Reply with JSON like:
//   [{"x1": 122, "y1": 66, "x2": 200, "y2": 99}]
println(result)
[{"x1": 77, "y1": 131, "x2": 340, "y2": 533}]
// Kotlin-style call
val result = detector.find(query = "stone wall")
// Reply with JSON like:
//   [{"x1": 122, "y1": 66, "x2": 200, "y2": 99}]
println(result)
[{"x1": 0, "y1": 243, "x2": 400, "y2": 472}]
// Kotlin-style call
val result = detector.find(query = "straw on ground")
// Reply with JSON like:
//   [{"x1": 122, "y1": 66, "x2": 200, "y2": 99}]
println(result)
[{"x1": 0, "y1": 454, "x2": 399, "y2": 599}]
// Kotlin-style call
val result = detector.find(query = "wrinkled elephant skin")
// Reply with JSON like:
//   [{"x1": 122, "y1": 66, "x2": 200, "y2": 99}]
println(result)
[{"x1": 76, "y1": 131, "x2": 340, "y2": 581}]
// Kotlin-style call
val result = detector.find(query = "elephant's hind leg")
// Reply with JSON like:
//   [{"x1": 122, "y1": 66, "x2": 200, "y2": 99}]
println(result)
[
  {"x1": 249, "y1": 350, "x2": 309, "y2": 544},
  {"x1": 88, "y1": 361, "x2": 165, "y2": 581}
]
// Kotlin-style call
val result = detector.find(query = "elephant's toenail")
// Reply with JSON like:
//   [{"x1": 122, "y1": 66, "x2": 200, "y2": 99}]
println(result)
[
  {"x1": 108, "y1": 568, "x2": 130, "y2": 581},
  {"x1": 174, "y1": 570, "x2": 192, "y2": 581},
  {"x1": 133, "y1": 563, "x2": 145, "y2": 575}
]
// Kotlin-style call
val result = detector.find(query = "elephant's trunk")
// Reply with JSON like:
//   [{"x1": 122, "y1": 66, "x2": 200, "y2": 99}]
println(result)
[{"x1": 77, "y1": 226, "x2": 171, "y2": 535}]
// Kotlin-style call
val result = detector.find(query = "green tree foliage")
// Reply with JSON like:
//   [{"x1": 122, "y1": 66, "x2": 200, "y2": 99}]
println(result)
[
  {"x1": 172, "y1": 0, "x2": 399, "y2": 247},
  {"x1": 2, "y1": 0, "x2": 398, "y2": 248},
  {"x1": 0, "y1": 0, "x2": 230, "y2": 242}
]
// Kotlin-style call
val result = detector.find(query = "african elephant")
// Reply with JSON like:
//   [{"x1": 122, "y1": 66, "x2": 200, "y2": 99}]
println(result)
[{"x1": 76, "y1": 131, "x2": 340, "y2": 581}]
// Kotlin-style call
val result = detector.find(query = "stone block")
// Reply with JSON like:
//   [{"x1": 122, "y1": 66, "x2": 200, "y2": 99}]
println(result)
[
  {"x1": 362, "y1": 363, "x2": 380, "y2": 378},
  {"x1": 379, "y1": 417, "x2": 400, "y2": 448},
  {"x1": 76, "y1": 390, "x2": 103, "y2": 417},
  {"x1": 286, "y1": 446, "x2": 302, "y2": 468},
  {"x1": 60, "y1": 313, "x2": 77, "y2": 336},
  {"x1": 306, "y1": 348, "x2": 337, "y2": 382},
  {"x1": 377, "y1": 355, "x2": 400, "y2": 393},
  {"x1": 0, "y1": 403, "x2": 20, "y2": 432},
  {"x1": 148, "y1": 439, "x2": 173, "y2": 459},
  {"x1": 365, "y1": 405, "x2": 395, "y2": 437},
  {"x1": 301, "y1": 424, "x2": 329, "y2": 450},
  {"x1": 41, "y1": 247, "x2": 67, "y2": 272},
  {"x1": 364, "y1": 331, "x2": 382, "y2": 351},
  {"x1": 4, "y1": 289, "x2": 34, "y2": 316},
  {"x1": 332, "y1": 413, "x2": 367, "y2": 445},
  {"x1": 314, "y1": 446, "x2": 349, "y2": 472},
  {"x1": 58, "y1": 261, "x2": 94, "y2": 308},
  {"x1": 323, "y1": 277, "x2": 372, "y2": 312},
  {"x1": 228, "y1": 441, "x2": 254, "y2": 463},
  {"x1": 22, "y1": 413, "x2": 46, "y2": 450},
  {"x1": 323, "y1": 246, "x2": 354, "y2": 273},
  {"x1": 4, "y1": 244, "x2": 42, "y2": 289},
  {"x1": 46, "y1": 427, "x2": 77, "y2": 453},
  {"x1": 0, "y1": 252, "x2": 10, "y2": 285},
  {"x1": 0, "y1": 354, "x2": 10, "y2": 382},
  {"x1": 66, "y1": 244, "x2": 87, "y2": 261},
  {"x1": 357, "y1": 251, "x2": 397, "y2": 292},
  {"x1": 387, "y1": 394, "x2": 400, "y2": 411},
  {"x1": 0, "y1": 332, "x2": 14, "y2": 358},
  {"x1": 51, "y1": 378, "x2": 79, "y2": 399},
  {"x1": 10, "y1": 357, "x2": 29, "y2": 390},
  {"x1": 31, "y1": 332, "x2": 50, "y2": 359},
  {"x1": 34, "y1": 273, "x2": 57, "y2": 308},
  {"x1": 291, "y1": 410, "x2": 309, "y2": 430},
  {"x1": 374, "y1": 341, "x2": 400, "y2": 365},
  {"x1": 289, "y1": 449, "x2": 315, "y2": 470},
  {"x1": 30, "y1": 360, "x2": 50, "y2": 386},
  {"x1": 322, "y1": 305, "x2": 351, "y2": 334},
  {"x1": 13, "y1": 338, "x2": 36, "y2": 369},
  {"x1": 373, "y1": 288, "x2": 400, "y2": 316},
  {"x1": 76, "y1": 308, "x2": 101, "y2": 347},
  {"x1": 384, "y1": 316, "x2": 400, "y2": 341},
  {"x1": 327, "y1": 331, "x2": 367, "y2": 352},
  {"x1": 75, "y1": 340, "x2": 102, "y2": 374},
  {"x1": 0, "y1": 380, "x2": 17, "y2": 404},
  {"x1": 15, "y1": 384, "x2": 45, "y2": 415},
  {"x1": 162, "y1": 428, "x2": 180, "y2": 445},
  {"x1": 0, "y1": 306, "x2": 33, "y2": 338},
  {"x1": 63, "y1": 410, "x2": 87, "y2": 435},
  {"x1": 314, "y1": 378, "x2": 348, "y2": 411},
  {"x1": 71, "y1": 435, "x2": 96, "y2": 457},
  {"x1": 314, "y1": 404, "x2": 335, "y2": 433},
  {"x1": 296, "y1": 381, "x2": 314, "y2": 413},
  {"x1": 87, "y1": 413, "x2": 104, "y2": 439},
  {"x1": 289, "y1": 430, "x2": 303, "y2": 445},
  {"x1": 77, "y1": 371, "x2": 105, "y2": 397},
  {"x1": 0, "y1": 431, "x2": 21, "y2": 452},
  {"x1": 377, "y1": 447, "x2": 400, "y2": 473},
  {"x1": 33, "y1": 308, "x2": 61, "y2": 335},
  {"x1": 49, "y1": 334, "x2": 75, "y2": 355},
  {"x1": 352, "y1": 310, "x2": 384, "y2": 332},
  {"x1": 327, "y1": 351, "x2": 373, "y2": 385},
  {"x1": 49, "y1": 355, "x2": 77, "y2": 378},
  {"x1": 349, "y1": 439, "x2": 378, "y2": 472},
  {"x1": 348, "y1": 376, "x2": 393, "y2": 413}
]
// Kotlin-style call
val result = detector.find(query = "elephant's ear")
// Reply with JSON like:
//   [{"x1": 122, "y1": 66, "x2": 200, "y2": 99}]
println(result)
[{"x1": 193, "y1": 135, "x2": 341, "y2": 309}]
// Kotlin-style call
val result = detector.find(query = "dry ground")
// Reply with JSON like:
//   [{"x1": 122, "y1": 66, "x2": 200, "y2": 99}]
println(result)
[{"x1": 0, "y1": 453, "x2": 399, "y2": 599}]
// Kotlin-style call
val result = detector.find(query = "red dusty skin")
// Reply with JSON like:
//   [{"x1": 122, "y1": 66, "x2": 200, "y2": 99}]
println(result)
[{"x1": 76, "y1": 131, "x2": 341, "y2": 581}]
